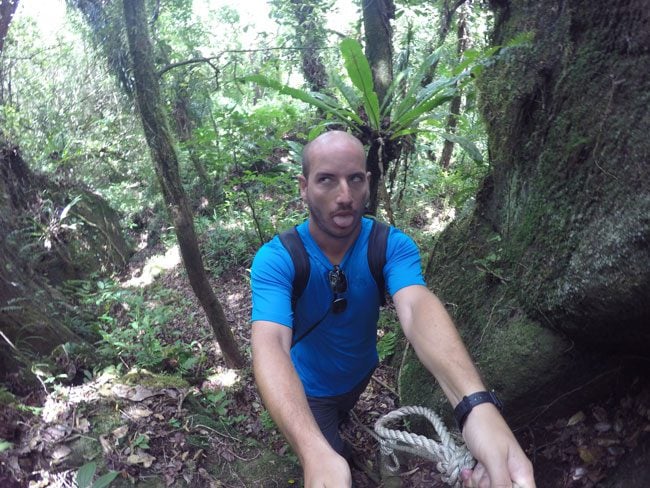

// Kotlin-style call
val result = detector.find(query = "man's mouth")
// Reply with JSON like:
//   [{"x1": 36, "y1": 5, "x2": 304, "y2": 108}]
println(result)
[{"x1": 332, "y1": 212, "x2": 355, "y2": 228}]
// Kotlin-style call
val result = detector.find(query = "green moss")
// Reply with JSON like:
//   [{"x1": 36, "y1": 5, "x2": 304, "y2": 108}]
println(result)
[{"x1": 208, "y1": 448, "x2": 301, "y2": 486}]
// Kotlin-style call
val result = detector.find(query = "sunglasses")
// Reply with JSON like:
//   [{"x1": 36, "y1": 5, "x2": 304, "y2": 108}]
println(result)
[{"x1": 328, "y1": 265, "x2": 348, "y2": 314}]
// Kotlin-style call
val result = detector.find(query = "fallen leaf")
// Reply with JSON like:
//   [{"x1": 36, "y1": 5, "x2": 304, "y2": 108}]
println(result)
[
  {"x1": 43, "y1": 424, "x2": 69, "y2": 443},
  {"x1": 593, "y1": 406, "x2": 608, "y2": 423},
  {"x1": 113, "y1": 425, "x2": 129, "y2": 439},
  {"x1": 577, "y1": 446, "x2": 599, "y2": 464},
  {"x1": 594, "y1": 422, "x2": 611, "y2": 432},
  {"x1": 50, "y1": 444, "x2": 71, "y2": 463},
  {"x1": 567, "y1": 411, "x2": 586, "y2": 427},
  {"x1": 607, "y1": 446, "x2": 625, "y2": 456},
  {"x1": 126, "y1": 451, "x2": 156, "y2": 468},
  {"x1": 124, "y1": 406, "x2": 153, "y2": 419},
  {"x1": 595, "y1": 437, "x2": 619, "y2": 447},
  {"x1": 572, "y1": 466, "x2": 587, "y2": 481},
  {"x1": 99, "y1": 435, "x2": 113, "y2": 454},
  {"x1": 112, "y1": 384, "x2": 158, "y2": 401},
  {"x1": 76, "y1": 417, "x2": 91, "y2": 433}
]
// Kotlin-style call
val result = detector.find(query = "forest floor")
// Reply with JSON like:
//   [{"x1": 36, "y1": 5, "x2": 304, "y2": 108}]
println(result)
[{"x1": 2, "y1": 237, "x2": 649, "y2": 488}]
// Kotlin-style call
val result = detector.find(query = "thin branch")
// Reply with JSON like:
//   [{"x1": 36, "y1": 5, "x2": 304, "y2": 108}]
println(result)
[{"x1": 157, "y1": 46, "x2": 336, "y2": 78}]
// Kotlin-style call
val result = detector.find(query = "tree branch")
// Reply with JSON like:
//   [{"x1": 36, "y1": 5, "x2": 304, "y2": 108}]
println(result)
[{"x1": 157, "y1": 46, "x2": 335, "y2": 78}]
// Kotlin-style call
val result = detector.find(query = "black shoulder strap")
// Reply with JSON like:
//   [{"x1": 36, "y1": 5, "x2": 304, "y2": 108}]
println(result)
[
  {"x1": 278, "y1": 226, "x2": 310, "y2": 310},
  {"x1": 368, "y1": 220, "x2": 390, "y2": 306}
]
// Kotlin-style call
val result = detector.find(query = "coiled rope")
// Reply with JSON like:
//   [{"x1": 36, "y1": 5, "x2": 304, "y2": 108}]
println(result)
[{"x1": 373, "y1": 405, "x2": 475, "y2": 487}]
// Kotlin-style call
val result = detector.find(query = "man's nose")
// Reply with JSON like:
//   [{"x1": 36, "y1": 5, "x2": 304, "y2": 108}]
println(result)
[{"x1": 336, "y1": 180, "x2": 353, "y2": 204}]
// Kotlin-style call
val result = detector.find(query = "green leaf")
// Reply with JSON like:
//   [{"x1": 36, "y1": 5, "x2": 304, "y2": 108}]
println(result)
[
  {"x1": 388, "y1": 53, "x2": 440, "y2": 120},
  {"x1": 91, "y1": 471, "x2": 119, "y2": 488},
  {"x1": 391, "y1": 93, "x2": 456, "y2": 134},
  {"x1": 242, "y1": 75, "x2": 361, "y2": 132},
  {"x1": 0, "y1": 440, "x2": 13, "y2": 453},
  {"x1": 330, "y1": 72, "x2": 361, "y2": 110},
  {"x1": 377, "y1": 331, "x2": 397, "y2": 361},
  {"x1": 340, "y1": 38, "x2": 380, "y2": 129},
  {"x1": 311, "y1": 92, "x2": 365, "y2": 125},
  {"x1": 439, "y1": 132, "x2": 484, "y2": 162},
  {"x1": 59, "y1": 195, "x2": 82, "y2": 222},
  {"x1": 308, "y1": 124, "x2": 327, "y2": 141},
  {"x1": 76, "y1": 462, "x2": 97, "y2": 488}
]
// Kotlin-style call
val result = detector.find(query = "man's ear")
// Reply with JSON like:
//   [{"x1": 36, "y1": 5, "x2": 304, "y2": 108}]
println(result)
[{"x1": 298, "y1": 175, "x2": 307, "y2": 200}]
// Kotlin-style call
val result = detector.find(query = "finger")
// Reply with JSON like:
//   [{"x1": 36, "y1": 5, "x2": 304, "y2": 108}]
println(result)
[
  {"x1": 471, "y1": 462, "x2": 487, "y2": 487},
  {"x1": 461, "y1": 467, "x2": 473, "y2": 487},
  {"x1": 480, "y1": 453, "x2": 513, "y2": 488}
]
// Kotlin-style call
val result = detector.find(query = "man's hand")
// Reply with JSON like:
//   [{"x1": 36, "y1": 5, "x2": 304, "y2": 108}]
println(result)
[
  {"x1": 303, "y1": 450, "x2": 351, "y2": 487},
  {"x1": 459, "y1": 403, "x2": 535, "y2": 488}
]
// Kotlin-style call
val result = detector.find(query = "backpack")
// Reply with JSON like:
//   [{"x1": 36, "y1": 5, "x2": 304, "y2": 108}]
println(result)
[{"x1": 278, "y1": 220, "x2": 390, "y2": 347}]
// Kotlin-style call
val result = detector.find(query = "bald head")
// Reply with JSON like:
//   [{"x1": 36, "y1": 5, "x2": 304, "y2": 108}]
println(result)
[{"x1": 302, "y1": 131, "x2": 366, "y2": 177}]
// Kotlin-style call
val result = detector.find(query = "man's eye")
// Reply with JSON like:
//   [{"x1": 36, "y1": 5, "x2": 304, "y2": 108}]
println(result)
[
  {"x1": 318, "y1": 176, "x2": 332, "y2": 183},
  {"x1": 351, "y1": 175, "x2": 364, "y2": 183}
]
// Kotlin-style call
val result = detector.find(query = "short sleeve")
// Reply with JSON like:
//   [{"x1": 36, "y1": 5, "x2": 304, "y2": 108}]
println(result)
[
  {"x1": 250, "y1": 237, "x2": 295, "y2": 327},
  {"x1": 384, "y1": 228, "x2": 426, "y2": 296}
]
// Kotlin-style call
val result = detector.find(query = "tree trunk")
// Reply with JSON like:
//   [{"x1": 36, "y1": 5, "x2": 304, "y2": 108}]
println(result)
[
  {"x1": 400, "y1": 0, "x2": 650, "y2": 445},
  {"x1": 122, "y1": 0, "x2": 244, "y2": 369},
  {"x1": 362, "y1": 0, "x2": 394, "y2": 105},
  {"x1": 0, "y1": 0, "x2": 18, "y2": 54},
  {"x1": 438, "y1": 4, "x2": 469, "y2": 169},
  {"x1": 171, "y1": 93, "x2": 211, "y2": 188},
  {"x1": 290, "y1": 0, "x2": 328, "y2": 92},
  {"x1": 361, "y1": 0, "x2": 396, "y2": 216}
]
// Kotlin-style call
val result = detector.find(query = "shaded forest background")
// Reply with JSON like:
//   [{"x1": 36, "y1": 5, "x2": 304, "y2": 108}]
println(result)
[{"x1": 1, "y1": 0, "x2": 648, "y2": 487}]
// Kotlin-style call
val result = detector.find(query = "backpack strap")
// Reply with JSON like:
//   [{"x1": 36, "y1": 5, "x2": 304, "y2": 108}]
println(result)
[
  {"x1": 367, "y1": 220, "x2": 390, "y2": 306},
  {"x1": 278, "y1": 226, "x2": 310, "y2": 311}
]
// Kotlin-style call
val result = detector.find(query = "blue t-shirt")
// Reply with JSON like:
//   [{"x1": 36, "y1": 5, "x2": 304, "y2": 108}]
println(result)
[{"x1": 251, "y1": 217, "x2": 425, "y2": 397}]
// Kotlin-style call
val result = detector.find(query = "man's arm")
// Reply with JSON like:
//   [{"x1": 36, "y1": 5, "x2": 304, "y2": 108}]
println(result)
[
  {"x1": 392, "y1": 285, "x2": 535, "y2": 488},
  {"x1": 251, "y1": 320, "x2": 351, "y2": 487}
]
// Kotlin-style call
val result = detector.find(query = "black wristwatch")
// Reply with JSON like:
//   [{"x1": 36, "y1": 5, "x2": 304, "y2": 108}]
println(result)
[{"x1": 454, "y1": 390, "x2": 503, "y2": 432}]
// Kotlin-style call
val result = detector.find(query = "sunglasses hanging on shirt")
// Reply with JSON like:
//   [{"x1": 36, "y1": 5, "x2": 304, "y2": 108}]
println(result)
[
  {"x1": 291, "y1": 264, "x2": 349, "y2": 347},
  {"x1": 328, "y1": 265, "x2": 348, "y2": 314}
]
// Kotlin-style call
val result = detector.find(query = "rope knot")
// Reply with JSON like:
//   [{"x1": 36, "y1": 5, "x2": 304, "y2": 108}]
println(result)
[{"x1": 374, "y1": 405, "x2": 475, "y2": 487}]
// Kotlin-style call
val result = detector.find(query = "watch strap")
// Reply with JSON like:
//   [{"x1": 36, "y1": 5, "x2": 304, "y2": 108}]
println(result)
[{"x1": 454, "y1": 390, "x2": 503, "y2": 432}]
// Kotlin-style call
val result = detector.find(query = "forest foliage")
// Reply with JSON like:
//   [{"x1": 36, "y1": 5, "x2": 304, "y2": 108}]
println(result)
[{"x1": 0, "y1": 0, "x2": 502, "y2": 483}]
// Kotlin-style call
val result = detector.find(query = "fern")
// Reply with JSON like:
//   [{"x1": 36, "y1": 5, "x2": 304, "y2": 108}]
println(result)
[{"x1": 377, "y1": 331, "x2": 397, "y2": 361}]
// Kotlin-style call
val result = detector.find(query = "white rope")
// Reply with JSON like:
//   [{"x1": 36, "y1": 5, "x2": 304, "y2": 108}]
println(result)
[{"x1": 374, "y1": 405, "x2": 475, "y2": 487}]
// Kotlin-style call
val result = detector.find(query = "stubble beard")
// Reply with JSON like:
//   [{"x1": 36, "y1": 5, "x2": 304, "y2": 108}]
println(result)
[{"x1": 307, "y1": 200, "x2": 362, "y2": 241}]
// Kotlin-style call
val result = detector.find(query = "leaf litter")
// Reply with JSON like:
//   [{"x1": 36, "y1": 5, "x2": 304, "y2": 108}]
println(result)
[{"x1": 0, "y1": 248, "x2": 648, "y2": 487}]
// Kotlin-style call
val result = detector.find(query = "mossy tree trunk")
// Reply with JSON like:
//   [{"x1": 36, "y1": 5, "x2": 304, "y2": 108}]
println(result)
[
  {"x1": 362, "y1": 0, "x2": 397, "y2": 216},
  {"x1": 289, "y1": 0, "x2": 328, "y2": 93},
  {"x1": 438, "y1": 4, "x2": 469, "y2": 169},
  {"x1": 123, "y1": 0, "x2": 244, "y2": 368},
  {"x1": 400, "y1": 0, "x2": 650, "y2": 437},
  {"x1": 0, "y1": 0, "x2": 18, "y2": 54}
]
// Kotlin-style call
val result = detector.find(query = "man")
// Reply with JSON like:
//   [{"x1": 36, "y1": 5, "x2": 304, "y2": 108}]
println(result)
[{"x1": 250, "y1": 130, "x2": 535, "y2": 487}]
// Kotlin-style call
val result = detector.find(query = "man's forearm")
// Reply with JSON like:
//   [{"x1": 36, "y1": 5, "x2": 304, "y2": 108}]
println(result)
[
  {"x1": 394, "y1": 286, "x2": 485, "y2": 405},
  {"x1": 251, "y1": 322, "x2": 335, "y2": 463}
]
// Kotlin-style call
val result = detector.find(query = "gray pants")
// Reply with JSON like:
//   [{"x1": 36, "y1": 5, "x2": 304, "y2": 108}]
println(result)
[{"x1": 306, "y1": 369, "x2": 374, "y2": 459}]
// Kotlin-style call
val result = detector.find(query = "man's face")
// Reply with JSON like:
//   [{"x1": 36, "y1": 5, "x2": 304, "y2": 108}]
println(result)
[{"x1": 299, "y1": 135, "x2": 370, "y2": 241}]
